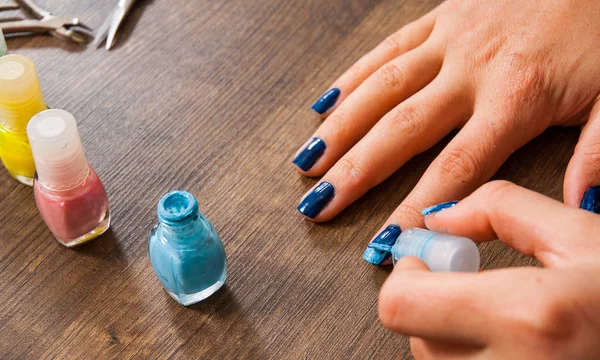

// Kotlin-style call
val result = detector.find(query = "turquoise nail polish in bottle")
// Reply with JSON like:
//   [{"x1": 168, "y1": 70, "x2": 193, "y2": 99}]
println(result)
[{"x1": 149, "y1": 190, "x2": 227, "y2": 306}]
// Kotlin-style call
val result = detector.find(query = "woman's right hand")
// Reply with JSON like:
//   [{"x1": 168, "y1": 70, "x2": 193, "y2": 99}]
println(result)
[{"x1": 378, "y1": 181, "x2": 600, "y2": 359}]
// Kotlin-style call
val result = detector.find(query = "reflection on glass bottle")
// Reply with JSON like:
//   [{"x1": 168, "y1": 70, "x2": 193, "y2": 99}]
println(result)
[{"x1": 149, "y1": 191, "x2": 227, "y2": 306}]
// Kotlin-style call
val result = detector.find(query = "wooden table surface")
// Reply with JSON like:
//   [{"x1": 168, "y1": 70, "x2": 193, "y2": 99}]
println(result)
[{"x1": 0, "y1": 0, "x2": 580, "y2": 358}]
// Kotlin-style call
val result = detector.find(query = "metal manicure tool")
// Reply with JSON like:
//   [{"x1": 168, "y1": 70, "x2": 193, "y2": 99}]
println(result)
[
  {"x1": 94, "y1": 0, "x2": 140, "y2": 50},
  {"x1": 0, "y1": 0, "x2": 92, "y2": 43}
]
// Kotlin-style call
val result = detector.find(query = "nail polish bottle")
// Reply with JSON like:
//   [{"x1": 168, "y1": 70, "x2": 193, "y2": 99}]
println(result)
[
  {"x1": 368, "y1": 228, "x2": 480, "y2": 272},
  {"x1": 28, "y1": 109, "x2": 110, "y2": 247},
  {"x1": 0, "y1": 29, "x2": 7, "y2": 57},
  {"x1": 0, "y1": 54, "x2": 46, "y2": 186},
  {"x1": 149, "y1": 190, "x2": 227, "y2": 306}
]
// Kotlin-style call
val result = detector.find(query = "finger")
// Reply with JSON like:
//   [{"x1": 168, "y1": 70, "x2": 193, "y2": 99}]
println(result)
[
  {"x1": 383, "y1": 264, "x2": 600, "y2": 353},
  {"x1": 395, "y1": 256, "x2": 430, "y2": 271},
  {"x1": 410, "y1": 337, "x2": 484, "y2": 360},
  {"x1": 379, "y1": 99, "x2": 541, "y2": 233},
  {"x1": 310, "y1": 12, "x2": 438, "y2": 116},
  {"x1": 379, "y1": 265, "x2": 541, "y2": 344},
  {"x1": 294, "y1": 41, "x2": 444, "y2": 175},
  {"x1": 564, "y1": 100, "x2": 600, "y2": 212},
  {"x1": 297, "y1": 73, "x2": 470, "y2": 222},
  {"x1": 424, "y1": 181, "x2": 600, "y2": 267}
]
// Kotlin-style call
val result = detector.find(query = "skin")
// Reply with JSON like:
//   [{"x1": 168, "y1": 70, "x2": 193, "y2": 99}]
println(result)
[
  {"x1": 293, "y1": 0, "x2": 600, "y2": 356},
  {"x1": 379, "y1": 181, "x2": 600, "y2": 359},
  {"x1": 294, "y1": 0, "x2": 600, "y2": 230}
]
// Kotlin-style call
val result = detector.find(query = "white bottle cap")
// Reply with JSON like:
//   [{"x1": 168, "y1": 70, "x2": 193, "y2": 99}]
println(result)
[
  {"x1": 0, "y1": 28, "x2": 7, "y2": 57},
  {"x1": 0, "y1": 54, "x2": 46, "y2": 131},
  {"x1": 27, "y1": 109, "x2": 89, "y2": 190}
]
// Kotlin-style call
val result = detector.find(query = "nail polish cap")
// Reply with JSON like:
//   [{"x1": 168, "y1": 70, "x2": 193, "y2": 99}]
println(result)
[
  {"x1": 388, "y1": 228, "x2": 480, "y2": 272},
  {"x1": 27, "y1": 109, "x2": 90, "y2": 190},
  {"x1": 0, "y1": 29, "x2": 7, "y2": 57},
  {"x1": 0, "y1": 54, "x2": 46, "y2": 132}
]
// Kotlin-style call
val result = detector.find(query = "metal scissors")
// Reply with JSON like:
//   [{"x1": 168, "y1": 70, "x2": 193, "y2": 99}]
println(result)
[
  {"x1": 0, "y1": 0, "x2": 92, "y2": 43},
  {"x1": 94, "y1": 0, "x2": 139, "y2": 50}
]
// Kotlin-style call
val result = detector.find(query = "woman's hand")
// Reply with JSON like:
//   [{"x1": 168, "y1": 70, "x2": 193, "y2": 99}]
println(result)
[
  {"x1": 378, "y1": 181, "x2": 600, "y2": 359},
  {"x1": 293, "y1": 0, "x2": 600, "y2": 264}
]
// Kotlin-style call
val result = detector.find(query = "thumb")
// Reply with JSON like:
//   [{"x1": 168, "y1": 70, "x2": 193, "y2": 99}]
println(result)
[{"x1": 394, "y1": 256, "x2": 431, "y2": 271}]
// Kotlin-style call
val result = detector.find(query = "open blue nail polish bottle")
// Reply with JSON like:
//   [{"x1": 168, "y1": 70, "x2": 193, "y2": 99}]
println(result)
[{"x1": 149, "y1": 190, "x2": 227, "y2": 306}]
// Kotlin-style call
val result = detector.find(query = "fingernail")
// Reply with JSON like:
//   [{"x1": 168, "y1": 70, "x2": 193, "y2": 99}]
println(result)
[
  {"x1": 297, "y1": 182, "x2": 335, "y2": 218},
  {"x1": 580, "y1": 186, "x2": 600, "y2": 214},
  {"x1": 363, "y1": 224, "x2": 402, "y2": 265},
  {"x1": 311, "y1": 88, "x2": 341, "y2": 115},
  {"x1": 421, "y1": 201, "x2": 459, "y2": 216},
  {"x1": 293, "y1": 137, "x2": 326, "y2": 171}
]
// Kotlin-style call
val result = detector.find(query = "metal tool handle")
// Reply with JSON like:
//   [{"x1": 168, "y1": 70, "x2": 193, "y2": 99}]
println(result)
[
  {"x1": 0, "y1": 4, "x2": 20, "y2": 11},
  {"x1": 16, "y1": 0, "x2": 49, "y2": 19},
  {"x1": 0, "y1": 19, "x2": 56, "y2": 33}
]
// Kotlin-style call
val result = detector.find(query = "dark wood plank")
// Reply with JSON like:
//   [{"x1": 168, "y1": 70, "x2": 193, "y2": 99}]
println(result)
[{"x1": 0, "y1": 0, "x2": 577, "y2": 358}]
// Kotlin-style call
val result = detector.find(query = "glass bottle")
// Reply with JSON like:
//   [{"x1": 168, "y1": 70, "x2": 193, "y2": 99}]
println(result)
[
  {"x1": 0, "y1": 54, "x2": 46, "y2": 186},
  {"x1": 28, "y1": 109, "x2": 110, "y2": 247},
  {"x1": 149, "y1": 190, "x2": 227, "y2": 306}
]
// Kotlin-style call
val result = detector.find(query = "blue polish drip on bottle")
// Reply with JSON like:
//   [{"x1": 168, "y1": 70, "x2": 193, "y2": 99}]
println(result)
[{"x1": 149, "y1": 190, "x2": 227, "y2": 306}]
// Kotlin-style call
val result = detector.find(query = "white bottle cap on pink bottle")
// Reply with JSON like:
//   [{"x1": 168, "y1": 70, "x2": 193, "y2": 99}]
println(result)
[{"x1": 27, "y1": 109, "x2": 90, "y2": 190}]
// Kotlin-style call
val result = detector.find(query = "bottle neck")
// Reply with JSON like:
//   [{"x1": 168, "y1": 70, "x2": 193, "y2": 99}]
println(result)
[{"x1": 159, "y1": 213, "x2": 210, "y2": 244}]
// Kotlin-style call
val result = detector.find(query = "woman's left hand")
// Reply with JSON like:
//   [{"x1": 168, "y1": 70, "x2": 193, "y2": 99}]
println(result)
[{"x1": 292, "y1": 0, "x2": 600, "y2": 264}]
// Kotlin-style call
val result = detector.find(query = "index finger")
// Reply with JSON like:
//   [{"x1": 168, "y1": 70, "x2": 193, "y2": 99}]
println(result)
[
  {"x1": 423, "y1": 181, "x2": 600, "y2": 267},
  {"x1": 378, "y1": 262, "x2": 544, "y2": 345}
]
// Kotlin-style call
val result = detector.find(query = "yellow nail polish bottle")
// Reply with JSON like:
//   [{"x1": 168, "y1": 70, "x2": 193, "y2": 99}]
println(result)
[
  {"x1": 0, "y1": 54, "x2": 46, "y2": 186},
  {"x1": 0, "y1": 29, "x2": 7, "y2": 57}
]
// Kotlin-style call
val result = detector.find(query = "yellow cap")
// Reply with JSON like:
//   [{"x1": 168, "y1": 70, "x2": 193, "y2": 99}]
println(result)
[{"x1": 0, "y1": 54, "x2": 46, "y2": 132}]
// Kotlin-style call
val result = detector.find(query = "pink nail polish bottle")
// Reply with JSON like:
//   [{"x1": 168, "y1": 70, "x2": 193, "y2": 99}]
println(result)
[{"x1": 27, "y1": 109, "x2": 110, "y2": 247}]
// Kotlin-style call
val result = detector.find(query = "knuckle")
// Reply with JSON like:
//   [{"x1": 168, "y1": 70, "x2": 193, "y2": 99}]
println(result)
[
  {"x1": 499, "y1": 57, "x2": 549, "y2": 107},
  {"x1": 437, "y1": 146, "x2": 482, "y2": 183},
  {"x1": 517, "y1": 295, "x2": 576, "y2": 342},
  {"x1": 393, "y1": 203, "x2": 423, "y2": 227},
  {"x1": 327, "y1": 109, "x2": 352, "y2": 138},
  {"x1": 375, "y1": 62, "x2": 407, "y2": 91},
  {"x1": 334, "y1": 156, "x2": 374, "y2": 189},
  {"x1": 387, "y1": 104, "x2": 427, "y2": 137},
  {"x1": 379, "y1": 32, "x2": 406, "y2": 56},
  {"x1": 575, "y1": 140, "x2": 600, "y2": 167},
  {"x1": 478, "y1": 180, "x2": 517, "y2": 199}
]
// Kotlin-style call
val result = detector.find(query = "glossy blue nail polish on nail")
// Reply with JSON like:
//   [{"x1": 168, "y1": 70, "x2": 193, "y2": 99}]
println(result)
[
  {"x1": 311, "y1": 88, "x2": 340, "y2": 114},
  {"x1": 363, "y1": 224, "x2": 402, "y2": 265},
  {"x1": 421, "y1": 201, "x2": 459, "y2": 216},
  {"x1": 297, "y1": 182, "x2": 335, "y2": 218},
  {"x1": 293, "y1": 137, "x2": 326, "y2": 171},
  {"x1": 580, "y1": 186, "x2": 600, "y2": 214},
  {"x1": 148, "y1": 191, "x2": 227, "y2": 306}
]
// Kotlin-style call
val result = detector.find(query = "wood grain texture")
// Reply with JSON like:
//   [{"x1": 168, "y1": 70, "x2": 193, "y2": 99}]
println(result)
[{"x1": 0, "y1": 0, "x2": 579, "y2": 358}]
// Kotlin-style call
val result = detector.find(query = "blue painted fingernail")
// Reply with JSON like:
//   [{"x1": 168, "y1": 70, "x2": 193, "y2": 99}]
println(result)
[
  {"x1": 297, "y1": 182, "x2": 335, "y2": 218},
  {"x1": 293, "y1": 138, "x2": 326, "y2": 171},
  {"x1": 580, "y1": 186, "x2": 600, "y2": 214},
  {"x1": 311, "y1": 88, "x2": 340, "y2": 114},
  {"x1": 421, "y1": 201, "x2": 459, "y2": 216},
  {"x1": 363, "y1": 224, "x2": 402, "y2": 265}
]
